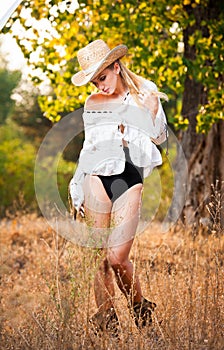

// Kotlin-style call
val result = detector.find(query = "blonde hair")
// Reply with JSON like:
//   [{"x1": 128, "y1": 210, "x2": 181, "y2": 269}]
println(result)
[{"x1": 119, "y1": 61, "x2": 169, "y2": 105}]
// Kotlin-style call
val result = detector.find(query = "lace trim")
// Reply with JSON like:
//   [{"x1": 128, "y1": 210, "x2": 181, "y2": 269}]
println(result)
[{"x1": 86, "y1": 110, "x2": 113, "y2": 113}]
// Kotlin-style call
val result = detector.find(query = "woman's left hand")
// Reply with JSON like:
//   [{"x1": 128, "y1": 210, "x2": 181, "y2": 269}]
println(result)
[{"x1": 139, "y1": 89, "x2": 158, "y2": 122}]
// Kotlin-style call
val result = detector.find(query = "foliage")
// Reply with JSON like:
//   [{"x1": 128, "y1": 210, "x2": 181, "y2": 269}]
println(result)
[
  {"x1": 57, "y1": 155, "x2": 76, "y2": 204},
  {"x1": 182, "y1": 1, "x2": 224, "y2": 133},
  {"x1": 0, "y1": 120, "x2": 25, "y2": 142},
  {"x1": 0, "y1": 124, "x2": 74, "y2": 216},
  {"x1": 0, "y1": 41, "x2": 52, "y2": 143},
  {"x1": 11, "y1": 84, "x2": 52, "y2": 145},
  {"x1": 3, "y1": 0, "x2": 223, "y2": 131},
  {"x1": 0, "y1": 136, "x2": 36, "y2": 214},
  {"x1": 0, "y1": 67, "x2": 21, "y2": 124}
]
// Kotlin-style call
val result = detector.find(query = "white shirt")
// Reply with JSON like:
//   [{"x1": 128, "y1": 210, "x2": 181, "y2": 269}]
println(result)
[{"x1": 69, "y1": 79, "x2": 168, "y2": 211}]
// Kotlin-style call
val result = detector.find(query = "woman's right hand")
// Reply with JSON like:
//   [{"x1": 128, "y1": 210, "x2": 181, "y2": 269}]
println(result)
[{"x1": 73, "y1": 204, "x2": 85, "y2": 221}]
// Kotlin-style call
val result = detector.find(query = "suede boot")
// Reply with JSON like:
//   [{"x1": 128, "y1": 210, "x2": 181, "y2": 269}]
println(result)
[
  {"x1": 89, "y1": 307, "x2": 120, "y2": 338},
  {"x1": 130, "y1": 297, "x2": 157, "y2": 328}
]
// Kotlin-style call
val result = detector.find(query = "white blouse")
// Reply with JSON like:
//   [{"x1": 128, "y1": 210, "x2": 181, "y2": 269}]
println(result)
[{"x1": 69, "y1": 79, "x2": 168, "y2": 211}]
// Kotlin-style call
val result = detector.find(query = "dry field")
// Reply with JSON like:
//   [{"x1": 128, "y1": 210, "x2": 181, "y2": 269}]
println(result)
[{"x1": 0, "y1": 214, "x2": 223, "y2": 350}]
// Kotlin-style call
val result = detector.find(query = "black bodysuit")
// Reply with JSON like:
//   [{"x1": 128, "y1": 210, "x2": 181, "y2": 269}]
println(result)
[{"x1": 98, "y1": 147, "x2": 143, "y2": 202}]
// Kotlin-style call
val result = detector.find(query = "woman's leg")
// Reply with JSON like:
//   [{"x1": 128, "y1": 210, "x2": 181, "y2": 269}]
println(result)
[
  {"x1": 84, "y1": 175, "x2": 114, "y2": 311},
  {"x1": 108, "y1": 183, "x2": 157, "y2": 328},
  {"x1": 107, "y1": 183, "x2": 143, "y2": 304},
  {"x1": 108, "y1": 238, "x2": 142, "y2": 303}
]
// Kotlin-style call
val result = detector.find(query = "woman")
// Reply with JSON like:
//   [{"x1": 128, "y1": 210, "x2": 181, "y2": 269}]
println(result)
[{"x1": 69, "y1": 39, "x2": 168, "y2": 336}]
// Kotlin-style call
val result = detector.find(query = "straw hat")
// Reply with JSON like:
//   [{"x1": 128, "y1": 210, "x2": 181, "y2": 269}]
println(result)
[{"x1": 71, "y1": 39, "x2": 128, "y2": 86}]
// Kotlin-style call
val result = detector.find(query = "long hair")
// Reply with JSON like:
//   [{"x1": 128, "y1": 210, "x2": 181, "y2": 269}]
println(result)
[{"x1": 118, "y1": 60, "x2": 169, "y2": 105}]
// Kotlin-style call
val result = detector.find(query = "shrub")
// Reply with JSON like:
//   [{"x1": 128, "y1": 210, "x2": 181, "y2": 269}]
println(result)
[
  {"x1": 0, "y1": 138, "x2": 36, "y2": 215},
  {"x1": 0, "y1": 124, "x2": 75, "y2": 216}
]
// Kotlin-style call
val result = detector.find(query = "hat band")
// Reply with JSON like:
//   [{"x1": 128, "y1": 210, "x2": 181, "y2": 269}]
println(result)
[{"x1": 83, "y1": 57, "x2": 106, "y2": 76}]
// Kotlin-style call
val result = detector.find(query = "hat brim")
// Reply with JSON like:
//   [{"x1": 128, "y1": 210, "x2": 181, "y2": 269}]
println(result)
[{"x1": 71, "y1": 45, "x2": 128, "y2": 86}]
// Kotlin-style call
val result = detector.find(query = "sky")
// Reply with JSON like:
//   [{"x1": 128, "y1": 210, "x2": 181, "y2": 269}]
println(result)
[
  {"x1": 0, "y1": 0, "x2": 23, "y2": 30},
  {"x1": 0, "y1": 0, "x2": 51, "y2": 90},
  {"x1": 0, "y1": 0, "x2": 28, "y2": 71},
  {"x1": 0, "y1": 0, "x2": 78, "y2": 94},
  {"x1": 0, "y1": 33, "x2": 26, "y2": 71},
  {"x1": 0, "y1": 0, "x2": 79, "y2": 76}
]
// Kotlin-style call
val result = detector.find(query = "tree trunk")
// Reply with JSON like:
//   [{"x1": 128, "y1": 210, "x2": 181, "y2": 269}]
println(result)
[
  {"x1": 173, "y1": 121, "x2": 224, "y2": 229},
  {"x1": 168, "y1": 1, "x2": 224, "y2": 231}
]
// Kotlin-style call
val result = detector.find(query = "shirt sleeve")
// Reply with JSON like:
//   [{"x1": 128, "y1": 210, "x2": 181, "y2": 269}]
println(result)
[
  {"x1": 69, "y1": 161, "x2": 85, "y2": 212},
  {"x1": 141, "y1": 79, "x2": 168, "y2": 145}
]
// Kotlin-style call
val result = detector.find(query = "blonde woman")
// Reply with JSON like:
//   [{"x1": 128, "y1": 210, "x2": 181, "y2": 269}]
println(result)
[{"x1": 69, "y1": 39, "x2": 168, "y2": 336}]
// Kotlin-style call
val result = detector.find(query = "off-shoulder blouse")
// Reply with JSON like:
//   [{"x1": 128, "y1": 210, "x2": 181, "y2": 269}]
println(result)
[{"x1": 69, "y1": 79, "x2": 168, "y2": 211}]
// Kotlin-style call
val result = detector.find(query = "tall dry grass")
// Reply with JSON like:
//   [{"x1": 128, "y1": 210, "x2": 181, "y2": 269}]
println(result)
[{"x1": 0, "y1": 214, "x2": 223, "y2": 349}]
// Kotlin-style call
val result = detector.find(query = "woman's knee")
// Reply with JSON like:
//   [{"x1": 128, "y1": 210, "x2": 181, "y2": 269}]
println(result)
[
  {"x1": 107, "y1": 250, "x2": 128, "y2": 272},
  {"x1": 107, "y1": 239, "x2": 133, "y2": 266}
]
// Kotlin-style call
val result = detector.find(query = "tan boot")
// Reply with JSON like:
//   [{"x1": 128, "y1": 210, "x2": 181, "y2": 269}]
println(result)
[
  {"x1": 130, "y1": 297, "x2": 156, "y2": 328},
  {"x1": 89, "y1": 307, "x2": 120, "y2": 338}
]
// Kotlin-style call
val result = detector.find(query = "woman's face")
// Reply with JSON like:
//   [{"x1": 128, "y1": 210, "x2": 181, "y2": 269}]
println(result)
[{"x1": 91, "y1": 62, "x2": 120, "y2": 95}]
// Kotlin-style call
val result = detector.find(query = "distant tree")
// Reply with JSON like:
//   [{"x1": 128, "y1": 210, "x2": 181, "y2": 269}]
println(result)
[
  {"x1": 11, "y1": 83, "x2": 52, "y2": 145},
  {"x1": 0, "y1": 67, "x2": 21, "y2": 124}
]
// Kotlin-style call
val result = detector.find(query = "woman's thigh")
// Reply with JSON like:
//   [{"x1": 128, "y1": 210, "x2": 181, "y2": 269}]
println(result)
[
  {"x1": 84, "y1": 174, "x2": 112, "y2": 228},
  {"x1": 108, "y1": 183, "x2": 143, "y2": 247}
]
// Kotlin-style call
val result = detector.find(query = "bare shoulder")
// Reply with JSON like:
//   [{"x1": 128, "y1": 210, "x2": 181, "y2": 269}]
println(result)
[{"x1": 85, "y1": 93, "x2": 106, "y2": 110}]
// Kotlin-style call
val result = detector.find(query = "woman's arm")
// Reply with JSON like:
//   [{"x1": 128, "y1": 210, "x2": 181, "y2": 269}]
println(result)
[{"x1": 140, "y1": 79, "x2": 168, "y2": 145}]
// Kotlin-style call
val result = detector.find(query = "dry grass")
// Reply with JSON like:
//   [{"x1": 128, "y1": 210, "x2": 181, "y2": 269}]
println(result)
[{"x1": 0, "y1": 214, "x2": 223, "y2": 350}]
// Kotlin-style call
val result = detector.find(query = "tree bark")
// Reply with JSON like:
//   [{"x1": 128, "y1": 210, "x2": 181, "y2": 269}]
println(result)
[{"x1": 175, "y1": 121, "x2": 224, "y2": 229}]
